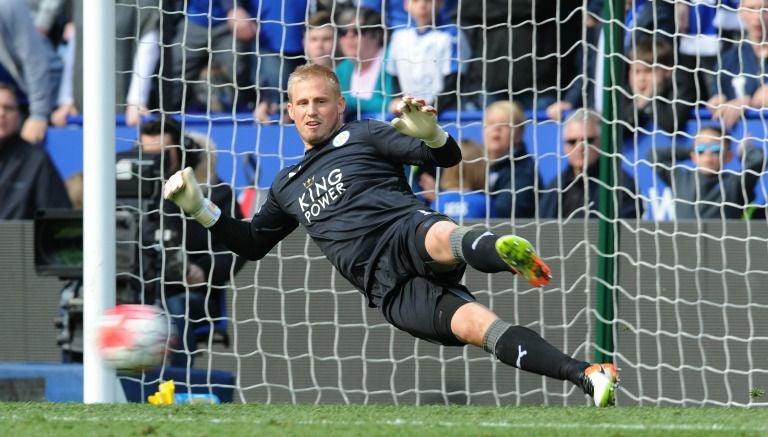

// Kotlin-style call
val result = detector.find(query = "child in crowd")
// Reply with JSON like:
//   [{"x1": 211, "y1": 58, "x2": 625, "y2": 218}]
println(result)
[
  {"x1": 386, "y1": 0, "x2": 470, "y2": 113},
  {"x1": 431, "y1": 139, "x2": 490, "y2": 220},
  {"x1": 618, "y1": 38, "x2": 693, "y2": 137}
]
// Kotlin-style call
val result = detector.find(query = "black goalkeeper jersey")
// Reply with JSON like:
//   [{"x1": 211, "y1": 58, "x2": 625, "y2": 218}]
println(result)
[{"x1": 211, "y1": 119, "x2": 461, "y2": 298}]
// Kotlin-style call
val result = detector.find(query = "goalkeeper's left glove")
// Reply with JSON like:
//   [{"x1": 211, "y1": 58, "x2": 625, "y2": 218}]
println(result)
[
  {"x1": 163, "y1": 167, "x2": 221, "y2": 228},
  {"x1": 390, "y1": 96, "x2": 448, "y2": 148}
]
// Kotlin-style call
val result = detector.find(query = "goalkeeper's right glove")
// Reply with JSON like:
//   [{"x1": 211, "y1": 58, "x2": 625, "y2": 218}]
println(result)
[
  {"x1": 163, "y1": 167, "x2": 221, "y2": 228},
  {"x1": 390, "y1": 96, "x2": 448, "y2": 148}
]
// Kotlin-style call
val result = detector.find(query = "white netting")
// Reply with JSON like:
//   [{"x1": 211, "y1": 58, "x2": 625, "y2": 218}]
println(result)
[{"x1": 69, "y1": 0, "x2": 768, "y2": 406}]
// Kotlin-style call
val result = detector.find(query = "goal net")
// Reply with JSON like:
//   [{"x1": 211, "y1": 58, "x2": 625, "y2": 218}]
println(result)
[{"x1": 94, "y1": 0, "x2": 768, "y2": 406}]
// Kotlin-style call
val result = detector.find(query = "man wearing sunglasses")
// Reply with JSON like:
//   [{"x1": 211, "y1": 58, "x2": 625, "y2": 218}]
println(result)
[
  {"x1": 540, "y1": 108, "x2": 641, "y2": 219},
  {"x1": 647, "y1": 125, "x2": 765, "y2": 219}
]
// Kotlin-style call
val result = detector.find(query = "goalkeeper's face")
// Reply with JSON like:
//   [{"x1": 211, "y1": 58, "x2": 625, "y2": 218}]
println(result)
[{"x1": 288, "y1": 77, "x2": 346, "y2": 149}]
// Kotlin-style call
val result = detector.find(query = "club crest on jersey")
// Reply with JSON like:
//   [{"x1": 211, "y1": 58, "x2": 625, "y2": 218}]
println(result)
[{"x1": 332, "y1": 131, "x2": 350, "y2": 147}]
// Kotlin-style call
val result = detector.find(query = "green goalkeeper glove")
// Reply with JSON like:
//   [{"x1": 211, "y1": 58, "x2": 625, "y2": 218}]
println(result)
[
  {"x1": 390, "y1": 96, "x2": 448, "y2": 148},
  {"x1": 163, "y1": 167, "x2": 221, "y2": 228}
]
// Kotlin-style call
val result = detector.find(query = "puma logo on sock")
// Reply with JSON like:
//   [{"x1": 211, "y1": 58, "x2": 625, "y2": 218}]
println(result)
[{"x1": 516, "y1": 345, "x2": 528, "y2": 368}]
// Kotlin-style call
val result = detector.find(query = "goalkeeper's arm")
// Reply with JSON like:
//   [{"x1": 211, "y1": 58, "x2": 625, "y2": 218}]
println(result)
[{"x1": 164, "y1": 168, "x2": 298, "y2": 260}]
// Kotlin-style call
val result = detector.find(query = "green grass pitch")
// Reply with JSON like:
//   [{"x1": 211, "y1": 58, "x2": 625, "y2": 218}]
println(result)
[{"x1": 2, "y1": 402, "x2": 767, "y2": 436}]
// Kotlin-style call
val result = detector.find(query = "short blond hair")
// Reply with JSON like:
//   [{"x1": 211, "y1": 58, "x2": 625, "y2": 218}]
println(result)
[
  {"x1": 440, "y1": 139, "x2": 486, "y2": 191},
  {"x1": 287, "y1": 64, "x2": 341, "y2": 101},
  {"x1": 485, "y1": 100, "x2": 526, "y2": 130}
]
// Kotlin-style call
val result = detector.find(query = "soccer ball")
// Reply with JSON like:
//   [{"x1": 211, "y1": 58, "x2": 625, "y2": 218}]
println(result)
[{"x1": 97, "y1": 304, "x2": 172, "y2": 371}]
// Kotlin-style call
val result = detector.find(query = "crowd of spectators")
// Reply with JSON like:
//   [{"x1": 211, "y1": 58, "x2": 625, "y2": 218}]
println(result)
[{"x1": 1, "y1": 0, "x2": 767, "y2": 223}]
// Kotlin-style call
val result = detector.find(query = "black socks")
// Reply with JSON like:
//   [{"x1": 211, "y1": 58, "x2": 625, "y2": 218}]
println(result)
[
  {"x1": 483, "y1": 319, "x2": 589, "y2": 386},
  {"x1": 449, "y1": 227, "x2": 510, "y2": 273}
]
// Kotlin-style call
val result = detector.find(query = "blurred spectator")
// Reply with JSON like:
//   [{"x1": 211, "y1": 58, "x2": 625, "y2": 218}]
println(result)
[
  {"x1": 386, "y1": 0, "x2": 471, "y2": 113},
  {"x1": 136, "y1": 118, "x2": 244, "y2": 367},
  {"x1": 334, "y1": 6, "x2": 394, "y2": 118},
  {"x1": 548, "y1": 0, "x2": 677, "y2": 120},
  {"x1": 384, "y1": 0, "x2": 457, "y2": 30},
  {"x1": 714, "y1": 0, "x2": 743, "y2": 46},
  {"x1": 161, "y1": 0, "x2": 251, "y2": 113},
  {"x1": 618, "y1": 38, "x2": 693, "y2": 136},
  {"x1": 459, "y1": 1, "x2": 581, "y2": 111},
  {"x1": 26, "y1": 0, "x2": 71, "y2": 47},
  {"x1": 0, "y1": 83, "x2": 70, "y2": 219},
  {"x1": 65, "y1": 170, "x2": 83, "y2": 209},
  {"x1": 246, "y1": 0, "x2": 309, "y2": 123},
  {"x1": 707, "y1": 0, "x2": 768, "y2": 129},
  {"x1": 546, "y1": 1, "x2": 602, "y2": 121},
  {"x1": 316, "y1": 0, "x2": 382, "y2": 15},
  {"x1": 53, "y1": 0, "x2": 161, "y2": 126},
  {"x1": 430, "y1": 139, "x2": 489, "y2": 220},
  {"x1": 484, "y1": 100, "x2": 540, "y2": 218},
  {"x1": 540, "y1": 108, "x2": 640, "y2": 219},
  {"x1": 0, "y1": 0, "x2": 61, "y2": 144},
  {"x1": 675, "y1": 0, "x2": 719, "y2": 104},
  {"x1": 646, "y1": 125, "x2": 766, "y2": 220},
  {"x1": 624, "y1": 0, "x2": 675, "y2": 50},
  {"x1": 254, "y1": 9, "x2": 334, "y2": 123},
  {"x1": 304, "y1": 11, "x2": 335, "y2": 69}
]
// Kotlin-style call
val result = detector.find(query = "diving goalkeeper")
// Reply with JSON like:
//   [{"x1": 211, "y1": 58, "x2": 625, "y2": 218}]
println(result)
[{"x1": 164, "y1": 64, "x2": 618, "y2": 407}]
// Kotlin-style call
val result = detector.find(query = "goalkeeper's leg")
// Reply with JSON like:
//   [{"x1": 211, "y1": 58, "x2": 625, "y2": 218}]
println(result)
[
  {"x1": 449, "y1": 300, "x2": 618, "y2": 407},
  {"x1": 422, "y1": 220, "x2": 551, "y2": 287}
]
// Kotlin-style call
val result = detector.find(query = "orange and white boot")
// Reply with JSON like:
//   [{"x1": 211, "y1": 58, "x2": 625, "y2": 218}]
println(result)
[{"x1": 581, "y1": 363, "x2": 619, "y2": 407}]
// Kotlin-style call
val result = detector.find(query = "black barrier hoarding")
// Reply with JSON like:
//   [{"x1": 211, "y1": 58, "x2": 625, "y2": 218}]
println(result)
[{"x1": 34, "y1": 208, "x2": 83, "y2": 278}]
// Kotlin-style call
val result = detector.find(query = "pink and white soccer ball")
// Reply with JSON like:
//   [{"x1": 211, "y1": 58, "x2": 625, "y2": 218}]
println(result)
[{"x1": 97, "y1": 304, "x2": 172, "y2": 371}]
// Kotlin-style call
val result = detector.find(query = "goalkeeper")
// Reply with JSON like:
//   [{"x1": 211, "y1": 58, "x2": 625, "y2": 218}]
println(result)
[{"x1": 164, "y1": 64, "x2": 618, "y2": 407}]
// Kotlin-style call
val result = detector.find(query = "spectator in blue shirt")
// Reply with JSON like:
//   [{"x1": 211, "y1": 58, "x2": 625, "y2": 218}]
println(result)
[
  {"x1": 162, "y1": 0, "x2": 252, "y2": 113},
  {"x1": 254, "y1": 9, "x2": 335, "y2": 123},
  {"x1": 431, "y1": 139, "x2": 490, "y2": 220},
  {"x1": 708, "y1": 0, "x2": 768, "y2": 128},
  {"x1": 484, "y1": 101, "x2": 540, "y2": 219},
  {"x1": 546, "y1": 0, "x2": 676, "y2": 120}
]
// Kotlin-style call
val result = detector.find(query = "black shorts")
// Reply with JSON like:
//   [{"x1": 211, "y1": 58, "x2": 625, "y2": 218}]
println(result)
[{"x1": 371, "y1": 210, "x2": 476, "y2": 346}]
